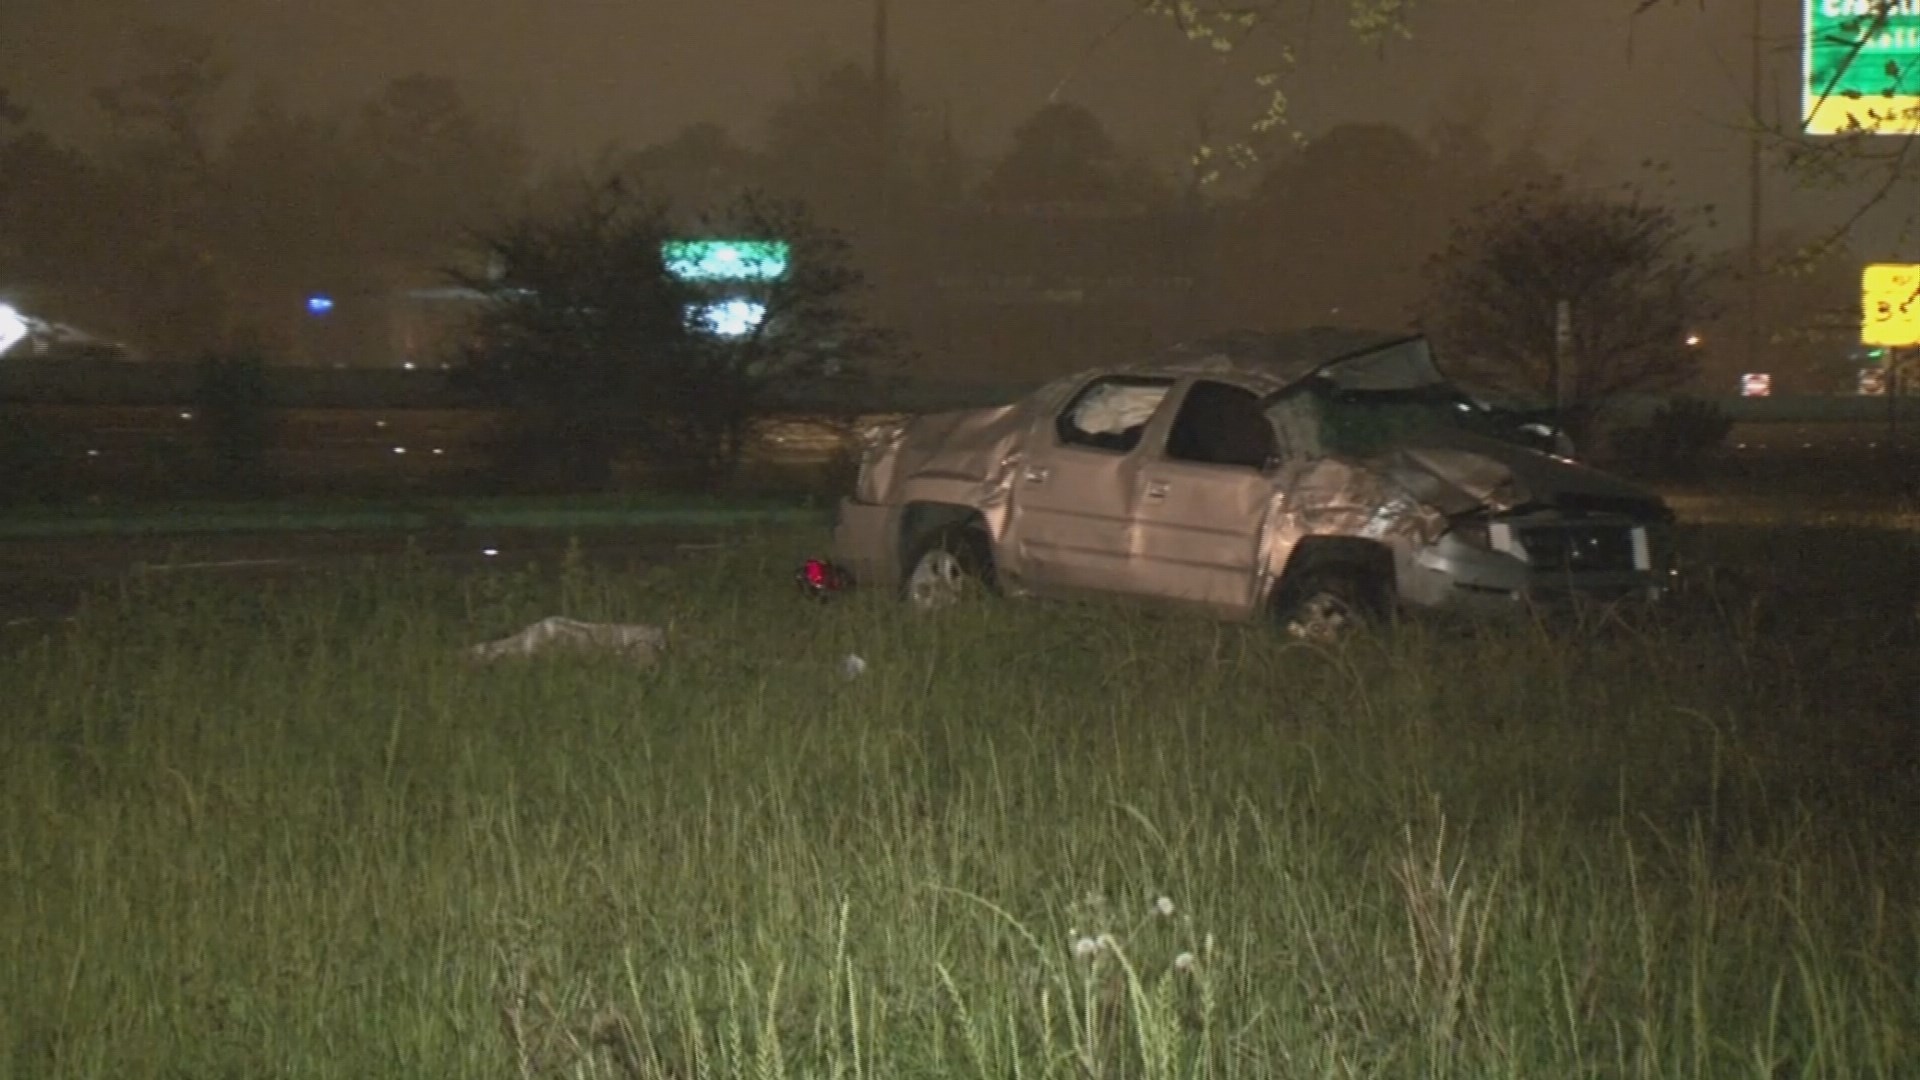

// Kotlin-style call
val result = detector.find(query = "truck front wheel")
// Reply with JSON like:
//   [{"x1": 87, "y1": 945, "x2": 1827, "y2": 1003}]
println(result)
[
  {"x1": 1271, "y1": 563, "x2": 1391, "y2": 641},
  {"x1": 901, "y1": 525, "x2": 996, "y2": 610}
]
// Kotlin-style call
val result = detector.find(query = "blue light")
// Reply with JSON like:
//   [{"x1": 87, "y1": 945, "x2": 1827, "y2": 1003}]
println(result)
[{"x1": 307, "y1": 295, "x2": 335, "y2": 315}]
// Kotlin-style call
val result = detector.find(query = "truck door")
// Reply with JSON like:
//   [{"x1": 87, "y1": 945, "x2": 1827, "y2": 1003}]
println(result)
[
  {"x1": 1130, "y1": 379, "x2": 1278, "y2": 617},
  {"x1": 1002, "y1": 375, "x2": 1174, "y2": 598}
]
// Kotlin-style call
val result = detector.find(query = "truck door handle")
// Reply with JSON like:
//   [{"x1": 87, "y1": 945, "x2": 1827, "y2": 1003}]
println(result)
[
  {"x1": 1025, "y1": 465, "x2": 1050, "y2": 484},
  {"x1": 1144, "y1": 481, "x2": 1169, "y2": 500}
]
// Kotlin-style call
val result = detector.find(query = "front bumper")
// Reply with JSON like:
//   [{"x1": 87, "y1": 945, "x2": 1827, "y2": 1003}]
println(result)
[
  {"x1": 829, "y1": 498, "x2": 899, "y2": 591},
  {"x1": 1401, "y1": 518, "x2": 1673, "y2": 611}
]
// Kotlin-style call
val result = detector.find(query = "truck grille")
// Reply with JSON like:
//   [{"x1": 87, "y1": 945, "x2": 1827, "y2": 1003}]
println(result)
[{"x1": 1516, "y1": 524, "x2": 1640, "y2": 575}]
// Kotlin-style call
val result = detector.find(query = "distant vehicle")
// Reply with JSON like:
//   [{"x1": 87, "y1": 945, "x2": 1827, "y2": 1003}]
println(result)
[{"x1": 816, "y1": 328, "x2": 1675, "y2": 637}]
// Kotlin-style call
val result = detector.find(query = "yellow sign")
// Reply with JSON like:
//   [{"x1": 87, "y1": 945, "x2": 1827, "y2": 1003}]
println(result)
[{"x1": 1863, "y1": 263, "x2": 1920, "y2": 347}]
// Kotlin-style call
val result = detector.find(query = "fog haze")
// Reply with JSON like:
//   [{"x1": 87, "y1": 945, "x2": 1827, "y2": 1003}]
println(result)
[{"x1": 3, "y1": 1, "x2": 1889, "y2": 247}]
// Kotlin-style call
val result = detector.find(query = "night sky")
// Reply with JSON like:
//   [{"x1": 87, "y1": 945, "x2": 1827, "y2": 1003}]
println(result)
[{"x1": 0, "y1": 1, "x2": 1903, "y2": 251}]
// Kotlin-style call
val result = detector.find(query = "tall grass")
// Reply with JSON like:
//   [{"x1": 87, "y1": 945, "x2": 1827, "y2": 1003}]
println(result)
[{"x1": 3, "y1": 528, "x2": 1917, "y2": 1078}]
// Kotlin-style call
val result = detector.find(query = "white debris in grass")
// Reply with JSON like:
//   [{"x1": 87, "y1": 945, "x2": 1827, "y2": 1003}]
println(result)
[{"x1": 467, "y1": 616, "x2": 667, "y2": 665}]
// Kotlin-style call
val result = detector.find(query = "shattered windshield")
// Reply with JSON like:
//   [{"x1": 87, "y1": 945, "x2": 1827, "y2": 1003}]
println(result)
[
  {"x1": 1310, "y1": 384, "x2": 1486, "y2": 457},
  {"x1": 1254, "y1": 337, "x2": 1555, "y2": 459},
  {"x1": 1269, "y1": 379, "x2": 1541, "y2": 459}
]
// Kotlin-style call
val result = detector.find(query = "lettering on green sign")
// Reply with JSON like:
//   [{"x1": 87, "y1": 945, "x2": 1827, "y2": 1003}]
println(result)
[
  {"x1": 661, "y1": 240, "x2": 791, "y2": 282},
  {"x1": 1806, "y1": 0, "x2": 1920, "y2": 133}
]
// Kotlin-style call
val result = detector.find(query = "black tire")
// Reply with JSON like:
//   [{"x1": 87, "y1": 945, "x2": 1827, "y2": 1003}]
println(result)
[
  {"x1": 1271, "y1": 563, "x2": 1391, "y2": 641},
  {"x1": 900, "y1": 524, "x2": 996, "y2": 610}
]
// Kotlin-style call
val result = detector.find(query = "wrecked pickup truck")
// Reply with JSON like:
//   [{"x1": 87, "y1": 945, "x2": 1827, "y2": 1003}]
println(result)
[{"x1": 822, "y1": 328, "x2": 1675, "y2": 637}]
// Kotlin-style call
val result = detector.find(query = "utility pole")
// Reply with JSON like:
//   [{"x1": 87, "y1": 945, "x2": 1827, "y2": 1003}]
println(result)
[
  {"x1": 872, "y1": 0, "x2": 893, "y2": 225},
  {"x1": 873, "y1": 0, "x2": 889, "y2": 95},
  {"x1": 1554, "y1": 298, "x2": 1573, "y2": 421},
  {"x1": 1746, "y1": 0, "x2": 1765, "y2": 385},
  {"x1": 1889, "y1": 348, "x2": 1900, "y2": 458}
]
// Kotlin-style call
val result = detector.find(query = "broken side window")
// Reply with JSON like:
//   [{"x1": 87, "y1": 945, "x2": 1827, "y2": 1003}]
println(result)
[
  {"x1": 1164, "y1": 380, "x2": 1276, "y2": 469},
  {"x1": 1055, "y1": 376, "x2": 1173, "y2": 453}
]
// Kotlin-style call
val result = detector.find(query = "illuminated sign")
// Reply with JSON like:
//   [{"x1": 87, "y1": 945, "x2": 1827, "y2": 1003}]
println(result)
[
  {"x1": 687, "y1": 300, "x2": 767, "y2": 337},
  {"x1": 1862, "y1": 263, "x2": 1920, "y2": 345},
  {"x1": 662, "y1": 240, "x2": 789, "y2": 282},
  {"x1": 1805, "y1": 1, "x2": 1920, "y2": 135},
  {"x1": 1741, "y1": 373, "x2": 1773, "y2": 397},
  {"x1": 307, "y1": 294, "x2": 336, "y2": 315}
]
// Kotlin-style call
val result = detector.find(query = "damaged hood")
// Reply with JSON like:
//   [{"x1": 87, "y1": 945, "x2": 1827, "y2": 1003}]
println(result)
[
  {"x1": 1379, "y1": 428, "x2": 1669, "y2": 519},
  {"x1": 1277, "y1": 431, "x2": 1669, "y2": 557}
]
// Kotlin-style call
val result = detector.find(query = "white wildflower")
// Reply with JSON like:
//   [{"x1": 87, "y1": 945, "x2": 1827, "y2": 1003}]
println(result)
[
  {"x1": 1071, "y1": 936, "x2": 1101, "y2": 960},
  {"x1": 840, "y1": 653, "x2": 868, "y2": 679},
  {"x1": 1173, "y1": 952, "x2": 1197, "y2": 972},
  {"x1": 1154, "y1": 895, "x2": 1175, "y2": 917}
]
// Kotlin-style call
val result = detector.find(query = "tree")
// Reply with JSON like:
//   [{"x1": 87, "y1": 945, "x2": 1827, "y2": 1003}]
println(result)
[
  {"x1": 1106, "y1": 1, "x2": 1420, "y2": 175},
  {"x1": 352, "y1": 74, "x2": 528, "y2": 262},
  {"x1": 1210, "y1": 117, "x2": 1554, "y2": 331},
  {"x1": 1422, "y1": 179, "x2": 1716, "y2": 444},
  {"x1": 92, "y1": 23, "x2": 230, "y2": 176},
  {"x1": 1216, "y1": 123, "x2": 1439, "y2": 328},
  {"x1": 0, "y1": 93, "x2": 111, "y2": 317},
  {"x1": 978, "y1": 101, "x2": 1165, "y2": 212},
  {"x1": 221, "y1": 89, "x2": 359, "y2": 260},
  {"x1": 191, "y1": 351, "x2": 282, "y2": 495},
  {"x1": 89, "y1": 25, "x2": 236, "y2": 356},
  {"x1": 763, "y1": 61, "x2": 894, "y2": 232},
  {"x1": 214, "y1": 88, "x2": 366, "y2": 348},
  {"x1": 1637, "y1": 0, "x2": 1920, "y2": 242},
  {"x1": 452, "y1": 183, "x2": 690, "y2": 488},
  {"x1": 452, "y1": 182, "x2": 888, "y2": 489},
  {"x1": 1143, "y1": 1, "x2": 1918, "y2": 238},
  {"x1": 614, "y1": 122, "x2": 766, "y2": 210},
  {"x1": 1704, "y1": 233, "x2": 1864, "y2": 394},
  {"x1": 0, "y1": 89, "x2": 20, "y2": 128},
  {"x1": 759, "y1": 59, "x2": 959, "y2": 229},
  {"x1": 662, "y1": 191, "x2": 895, "y2": 475}
]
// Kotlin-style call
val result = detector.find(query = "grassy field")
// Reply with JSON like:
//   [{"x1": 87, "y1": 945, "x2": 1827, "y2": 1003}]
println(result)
[{"x1": 3, "y1": 523, "x2": 1918, "y2": 1079}]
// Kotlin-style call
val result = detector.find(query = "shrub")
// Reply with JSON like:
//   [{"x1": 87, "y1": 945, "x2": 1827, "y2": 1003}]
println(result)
[
  {"x1": 1611, "y1": 395, "x2": 1733, "y2": 478},
  {"x1": 191, "y1": 351, "x2": 282, "y2": 496},
  {"x1": 0, "y1": 406, "x2": 66, "y2": 505}
]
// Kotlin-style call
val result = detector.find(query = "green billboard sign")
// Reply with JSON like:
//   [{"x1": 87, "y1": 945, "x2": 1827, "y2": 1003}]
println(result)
[
  {"x1": 1805, "y1": 1, "x2": 1920, "y2": 134},
  {"x1": 661, "y1": 240, "x2": 790, "y2": 282}
]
